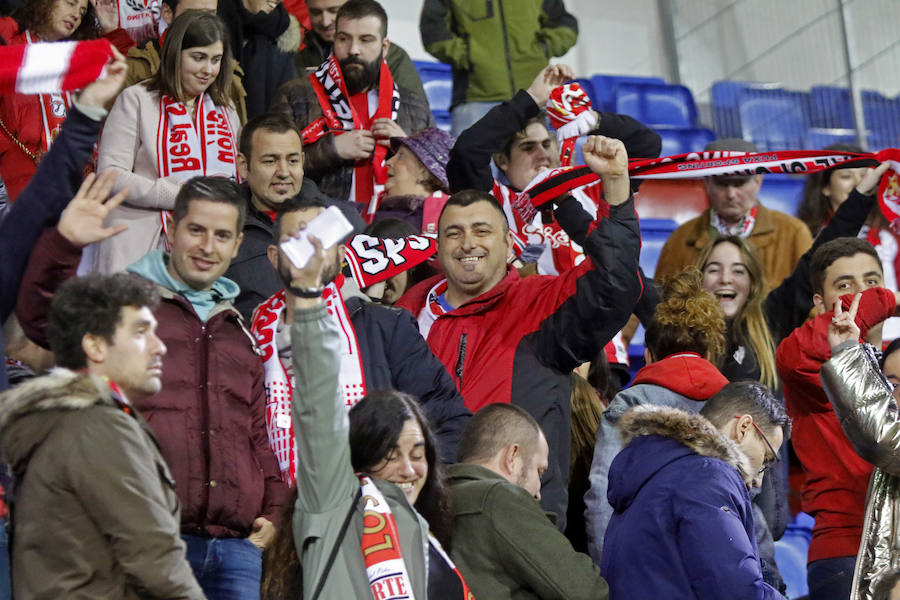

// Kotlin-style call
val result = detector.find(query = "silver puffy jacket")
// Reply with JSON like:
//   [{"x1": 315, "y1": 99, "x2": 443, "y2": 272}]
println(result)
[{"x1": 821, "y1": 342, "x2": 900, "y2": 600}]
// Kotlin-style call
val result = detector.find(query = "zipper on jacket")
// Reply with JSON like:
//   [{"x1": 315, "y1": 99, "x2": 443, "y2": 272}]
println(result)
[
  {"x1": 496, "y1": 0, "x2": 517, "y2": 98},
  {"x1": 455, "y1": 333, "x2": 468, "y2": 386}
]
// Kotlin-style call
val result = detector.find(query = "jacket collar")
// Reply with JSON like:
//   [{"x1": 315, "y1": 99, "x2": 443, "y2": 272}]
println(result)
[
  {"x1": 398, "y1": 267, "x2": 519, "y2": 317},
  {"x1": 0, "y1": 368, "x2": 116, "y2": 432},
  {"x1": 688, "y1": 203, "x2": 777, "y2": 250},
  {"x1": 631, "y1": 353, "x2": 729, "y2": 400},
  {"x1": 618, "y1": 405, "x2": 754, "y2": 487}
]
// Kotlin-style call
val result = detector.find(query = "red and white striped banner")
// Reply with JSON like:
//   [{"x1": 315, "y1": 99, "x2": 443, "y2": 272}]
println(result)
[{"x1": 0, "y1": 39, "x2": 114, "y2": 96}]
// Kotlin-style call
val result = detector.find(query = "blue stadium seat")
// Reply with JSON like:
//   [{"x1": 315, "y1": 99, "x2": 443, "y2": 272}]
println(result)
[
  {"x1": 774, "y1": 512, "x2": 813, "y2": 600},
  {"x1": 807, "y1": 128, "x2": 860, "y2": 149},
  {"x1": 758, "y1": 175, "x2": 804, "y2": 217},
  {"x1": 589, "y1": 74, "x2": 665, "y2": 112},
  {"x1": 641, "y1": 218, "x2": 679, "y2": 280},
  {"x1": 737, "y1": 89, "x2": 811, "y2": 151},
  {"x1": 413, "y1": 60, "x2": 452, "y2": 112},
  {"x1": 432, "y1": 110, "x2": 452, "y2": 134},
  {"x1": 656, "y1": 127, "x2": 716, "y2": 156},
  {"x1": 613, "y1": 82, "x2": 698, "y2": 128},
  {"x1": 711, "y1": 80, "x2": 783, "y2": 138},
  {"x1": 862, "y1": 90, "x2": 900, "y2": 149},
  {"x1": 810, "y1": 86, "x2": 855, "y2": 129}
]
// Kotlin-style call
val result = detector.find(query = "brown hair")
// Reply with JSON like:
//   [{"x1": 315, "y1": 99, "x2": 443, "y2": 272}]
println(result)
[
  {"x1": 13, "y1": 0, "x2": 100, "y2": 40},
  {"x1": 696, "y1": 236, "x2": 778, "y2": 389},
  {"x1": 809, "y1": 236, "x2": 882, "y2": 297},
  {"x1": 647, "y1": 267, "x2": 726, "y2": 364},
  {"x1": 570, "y1": 373, "x2": 604, "y2": 477},
  {"x1": 798, "y1": 143, "x2": 865, "y2": 236},
  {"x1": 146, "y1": 10, "x2": 233, "y2": 106}
]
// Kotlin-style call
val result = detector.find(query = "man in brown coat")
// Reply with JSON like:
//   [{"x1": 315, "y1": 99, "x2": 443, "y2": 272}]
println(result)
[
  {"x1": 0, "y1": 272, "x2": 205, "y2": 599},
  {"x1": 654, "y1": 138, "x2": 812, "y2": 292}
]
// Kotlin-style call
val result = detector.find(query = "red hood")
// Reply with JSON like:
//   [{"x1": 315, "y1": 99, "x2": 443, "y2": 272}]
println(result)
[{"x1": 632, "y1": 352, "x2": 729, "y2": 400}]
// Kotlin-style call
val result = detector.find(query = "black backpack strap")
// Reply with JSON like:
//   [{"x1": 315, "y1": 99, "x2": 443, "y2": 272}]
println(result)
[{"x1": 309, "y1": 486, "x2": 362, "y2": 600}]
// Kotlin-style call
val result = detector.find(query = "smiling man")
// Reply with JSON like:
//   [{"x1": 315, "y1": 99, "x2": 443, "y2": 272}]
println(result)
[
  {"x1": 272, "y1": 0, "x2": 433, "y2": 205},
  {"x1": 17, "y1": 176, "x2": 289, "y2": 600},
  {"x1": 0, "y1": 273, "x2": 204, "y2": 600},
  {"x1": 396, "y1": 135, "x2": 643, "y2": 527}
]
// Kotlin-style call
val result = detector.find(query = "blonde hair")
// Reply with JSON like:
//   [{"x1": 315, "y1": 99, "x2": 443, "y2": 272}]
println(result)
[
  {"x1": 649, "y1": 267, "x2": 726, "y2": 364},
  {"x1": 570, "y1": 372, "x2": 604, "y2": 474},
  {"x1": 696, "y1": 236, "x2": 778, "y2": 389}
]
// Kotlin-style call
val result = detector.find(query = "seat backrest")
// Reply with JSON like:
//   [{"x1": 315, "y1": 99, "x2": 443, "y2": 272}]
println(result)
[
  {"x1": 810, "y1": 86, "x2": 855, "y2": 129},
  {"x1": 589, "y1": 73, "x2": 665, "y2": 112},
  {"x1": 862, "y1": 90, "x2": 900, "y2": 146},
  {"x1": 414, "y1": 60, "x2": 453, "y2": 112},
  {"x1": 657, "y1": 127, "x2": 716, "y2": 156},
  {"x1": 757, "y1": 175, "x2": 804, "y2": 217},
  {"x1": 635, "y1": 179, "x2": 708, "y2": 224},
  {"x1": 737, "y1": 89, "x2": 811, "y2": 151},
  {"x1": 613, "y1": 82, "x2": 698, "y2": 128},
  {"x1": 711, "y1": 80, "x2": 783, "y2": 138}
]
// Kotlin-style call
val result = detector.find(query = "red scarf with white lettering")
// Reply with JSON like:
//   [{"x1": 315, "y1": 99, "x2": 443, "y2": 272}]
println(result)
[
  {"x1": 22, "y1": 32, "x2": 72, "y2": 154},
  {"x1": 359, "y1": 476, "x2": 473, "y2": 600},
  {"x1": 250, "y1": 277, "x2": 365, "y2": 485},
  {"x1": 344, "y1": 233, "x2": 437, "y2": 288},
  {"x1": 156, "y1": 92, "x2": 238, "y2": 244},
  {"x1": 302, "y1": 53, "x2": 399, "y2": 205}
]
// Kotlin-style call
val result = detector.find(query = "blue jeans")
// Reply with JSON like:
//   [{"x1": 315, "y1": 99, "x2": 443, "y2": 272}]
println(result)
[
  {"x1": 182, "y1": 535, "x2": 262, "y2": 600},
  {"x1": 451, "y1": 101, "x2": 501, "y2": 136},
  {"x1": 807, "y1": 556, "x2": 856, "y2": 600}
]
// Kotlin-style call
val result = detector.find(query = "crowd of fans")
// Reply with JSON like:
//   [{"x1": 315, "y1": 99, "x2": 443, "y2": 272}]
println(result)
[{"x1": 1, "y1": 0, "x2": 900, "y2": 599}]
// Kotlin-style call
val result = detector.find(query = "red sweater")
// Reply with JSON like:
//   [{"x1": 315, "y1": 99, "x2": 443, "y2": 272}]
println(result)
[{"x1": 776, "y1": 286, "x2": 897, "y2": 562}]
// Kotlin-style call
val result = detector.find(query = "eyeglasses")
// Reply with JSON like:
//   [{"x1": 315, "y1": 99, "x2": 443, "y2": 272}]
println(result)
[{"x1": 734, "y1": 415, "x2": 780, "y2": 475}]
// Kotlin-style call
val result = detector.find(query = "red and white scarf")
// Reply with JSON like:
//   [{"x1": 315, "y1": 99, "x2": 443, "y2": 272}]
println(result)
[
  {"x1": 117, "y1": 0, "x2": 159, "y2": 46},
  {"x1": 1, "y1": 36, "x2": 113, "y2": 96},
  {"x1": 250, "y1": 277, "x2": 365, "y2": 484},
  {"x1": 344, "y1": 233, "x2": 437, "y2": 288},
  {"x1": 359, "y1": 476, "x2": 473, "y2": 600},
  {"x1": 302, "y1": 53, "x2": 399, "y2": 206},
  {"x1": 710, "y1": 204, "x2": 758, "y2": 238},
  {"x1": 156, "y1": 92, "x2": 238, "y2": 244},
  {"x1": 546, "y1": 82, "x2": 597, "y2": 167}
]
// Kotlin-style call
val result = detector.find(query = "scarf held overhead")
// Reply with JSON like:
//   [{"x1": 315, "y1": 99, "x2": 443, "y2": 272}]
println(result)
[
  {"x1": 0, "y1": 37, "x2": 113, "y2": 96},
  {"x1": 302, "y1": 53, "x2": 399, "y2": 205}
]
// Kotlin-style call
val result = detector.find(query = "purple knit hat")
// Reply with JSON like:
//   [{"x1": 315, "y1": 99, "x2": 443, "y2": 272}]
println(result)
[{"x1": 389, "y1": 128, "x2": 455, "y2": 192}]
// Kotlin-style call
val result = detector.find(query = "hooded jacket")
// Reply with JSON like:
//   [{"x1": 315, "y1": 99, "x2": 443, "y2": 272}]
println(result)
[
  {"x1": 601, "y1": 405, "x2": 784, "y2": 600},
  {"x1": 0, "y1": 369, "x2": 204, "y2": 599},
  {"x1": 16, "y1": 233, "x2": 289, "y2": 538},
  {"x1": 584, "y1": 352, "x2": 729, "y2": 561},
  {"x1": 821, "y1": 342, "x2": 900, "y2": 600}
]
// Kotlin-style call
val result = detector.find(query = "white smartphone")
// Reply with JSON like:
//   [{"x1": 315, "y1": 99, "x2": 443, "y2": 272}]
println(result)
[{"x1": 280, "y1": 205, "x2": 354, "y2": 269}]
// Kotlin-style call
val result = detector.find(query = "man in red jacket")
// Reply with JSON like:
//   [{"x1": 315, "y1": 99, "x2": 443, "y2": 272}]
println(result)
[
  {"x1": 395, "y1": 135, "x2": 642, "y2": 527},
  {"x1": 777, "y1": 236, "x2": 900, "y2": 600}
]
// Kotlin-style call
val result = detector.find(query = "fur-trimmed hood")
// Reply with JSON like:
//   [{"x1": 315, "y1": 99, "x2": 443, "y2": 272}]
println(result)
[
  {"x1": 607, "y1": 405, "x2": 754, "y2": 513},
  {"x1": 0, "y1": 368, "x2": 116, "y2": 471}
]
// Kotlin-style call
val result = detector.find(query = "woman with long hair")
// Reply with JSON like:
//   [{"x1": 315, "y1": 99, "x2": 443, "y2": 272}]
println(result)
[
  {"x1": 263, "y1": 254, "x2": 470, "y2": 599},
  {"x1": 93, "y1": 10, "x2": 240, "y2": 273},
  {"x1": 0, "y1": 0, "x2": 125, "y2": 202}
]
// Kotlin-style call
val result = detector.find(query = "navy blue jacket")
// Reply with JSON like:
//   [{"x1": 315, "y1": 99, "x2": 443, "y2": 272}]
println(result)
[
  {"x1": 343, "y1": 295, "x2": 471, "y2": 462},
  {"x1": 601, "y1": 407, "x2": 784, "y2": 600},
  {"x1": 1, "y1": 105, "x2": 101, "y2": 392}
]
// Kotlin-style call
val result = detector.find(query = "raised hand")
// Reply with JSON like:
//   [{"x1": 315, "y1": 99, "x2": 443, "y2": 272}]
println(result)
[
  {"x1": 828, "y1": 293, "x2": 862, "y2": 352},
  {"x1": 856, "y1": 161, "x2": 892, "y2": 196},
  {"x1": 57, "y1": 170, "x2": 129, "y2": 246},
  {"x1": 90, "y1": 0, "x2": 120, "y2": 34},
  {"x1": 76, "y1": 46, "x2": 128, "y2": 109},
  {"x1": 582, "y1": 135, "x2": 630, "y2": 206},
  {"x1": 526, "y1": 63, "x2": 576, "y2": 107}
]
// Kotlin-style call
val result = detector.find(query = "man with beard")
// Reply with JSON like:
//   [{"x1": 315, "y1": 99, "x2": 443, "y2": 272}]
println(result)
[
  {"x1": 250, "y1": 194, "x2": 471, "y2": 484},
  {"x1": 271, "y1": 0, "x2": 433, "y2": 205},
  {"x1": 292, "y1": 0, "x2": 426, "y2": 100}
]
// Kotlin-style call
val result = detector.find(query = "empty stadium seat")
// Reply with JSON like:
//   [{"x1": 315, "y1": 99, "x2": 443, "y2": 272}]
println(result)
[
  {"x1": 711, "y1": 80, "x2": 783, "y2": 138},
  {"x1": 589, "y1": 74, "x2": 665, "y2": 112},
  {"x1": 413, "y1": 60, "x2": 453, "y2": 112},
  {"x1": 758, "y1": 175, "x2": 804, "y2": 217},
  {"x1": 737, "y1": 88, "x2": 811, "y2": 151},
  {"x1": 641, "y1": 218, "x2": 679, "y2": 277},
  {"x1": 862, "y1": 90, "x2": 900, "y2": 149},
  {"x1": 656, "y1": 127, "x2": 716, "y2": 156},
  {"x1": 774, "y1": 512, "x2": 813, "y2": 599},
  {"x1": 810, "y1": 86, "x2": 855, "y2": 129},
  {"x1": 807, "y1": 127, "x2": 859, "y2": 149},
  {"x1": 432, "y1": 110, "x2": 452, "y2": 133},
  {"x1": 614, "y1": 82, "x2": 698, "y2": 128}
]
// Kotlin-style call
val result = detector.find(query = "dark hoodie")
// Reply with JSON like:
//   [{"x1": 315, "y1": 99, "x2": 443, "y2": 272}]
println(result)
[
  {"x1": 584, "y1": 352, "x2": 728, "y2": 561},
  {"x1": 0, "y1": 369, "x2": 203, "y2": 599},
  {"x1": 601, "y1": 406, "x2": 783, "y2": 600}
]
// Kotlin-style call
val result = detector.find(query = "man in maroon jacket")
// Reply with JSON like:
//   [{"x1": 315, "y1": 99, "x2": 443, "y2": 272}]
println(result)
[
  {"x1": 17, "y1": 176, "x2": 288, "y2": 600},
  {"x1": 395, "y1": 135, "x2": 642, "y2": 528},
  {"x1": 777, "y1": 236, "x2": 900, "y2": 600}
]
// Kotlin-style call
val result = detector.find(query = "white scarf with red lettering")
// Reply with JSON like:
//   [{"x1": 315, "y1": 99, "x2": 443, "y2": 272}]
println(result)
[
  {"x1": 156, "y1": 92, "x2": 238, "y2": 243},
  {"x1": 344, "y1": 233, "x2": 436, "y2": 288},
  {"x1": 250, "y1": 278, "x2": 365, "y2": 484}
]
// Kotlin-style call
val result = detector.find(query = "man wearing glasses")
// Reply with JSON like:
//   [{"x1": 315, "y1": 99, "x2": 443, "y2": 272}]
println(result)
[{"x1": 599, "y1": 381, "x2": 790, "y2": 600}]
